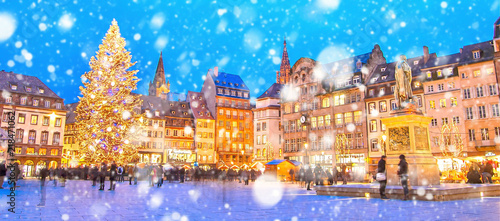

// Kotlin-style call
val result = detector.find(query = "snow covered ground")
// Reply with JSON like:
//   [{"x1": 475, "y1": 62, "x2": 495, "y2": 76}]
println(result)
[{"x1": 1, "y1": 178, "x2": 499, "y2": 220}]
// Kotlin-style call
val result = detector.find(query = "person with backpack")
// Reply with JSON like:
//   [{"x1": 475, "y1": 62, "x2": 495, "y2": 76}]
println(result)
[{"x1": 117, "y1": 165, "x2": 124, "y2": 182}]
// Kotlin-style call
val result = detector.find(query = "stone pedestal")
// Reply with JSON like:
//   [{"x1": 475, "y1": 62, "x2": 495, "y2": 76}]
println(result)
[{"x1": 381, "y1": 113, "x2": 440, "y2": 186}]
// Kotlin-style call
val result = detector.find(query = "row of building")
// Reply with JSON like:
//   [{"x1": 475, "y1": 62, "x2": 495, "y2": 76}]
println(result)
[{"x1": 1, "y1": 18, "x2": 500, "y2": 179}]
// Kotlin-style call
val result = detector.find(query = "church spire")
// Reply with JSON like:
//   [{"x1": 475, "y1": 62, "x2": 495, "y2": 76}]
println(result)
[
  {"x1": 149, "y1": 52, "x2": 170, "y2": 97},
  {"x1": 277, "y1": 36, "x2": 291, "y2": 84}
]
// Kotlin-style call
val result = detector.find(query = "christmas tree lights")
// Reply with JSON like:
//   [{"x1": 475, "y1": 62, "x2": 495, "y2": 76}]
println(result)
[{"x1": 75, "y1": 19, "x2": 145, "y2": 164}]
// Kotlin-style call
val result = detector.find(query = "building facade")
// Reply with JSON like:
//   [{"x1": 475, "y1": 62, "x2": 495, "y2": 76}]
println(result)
[
  {"x1": 201, "y1": 67, "x2": 253, "y2": 167},
  {"x1": 254, "y1": 83, "x2": 283, "y2": 163},
  {"x1": 0, "y1": 71, "x2": 67, "y2": 177},
  {"x1": 188, "y1": 91, "x2": 216, "y2": 167}
]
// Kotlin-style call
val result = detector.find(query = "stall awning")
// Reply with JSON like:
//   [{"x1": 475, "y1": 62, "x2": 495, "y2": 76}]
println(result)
[{"x1": 265, "y1": 159, "x2": 286, "y2": 165}]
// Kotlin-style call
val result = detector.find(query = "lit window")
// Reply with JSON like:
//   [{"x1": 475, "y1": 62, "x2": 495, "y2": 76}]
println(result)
[
  {"x1": 11, "y1": 84, "x2": 17, "y2": 90},
  {"x1": 473, "y1": 70, "x2": 481, "y2": 77},
  {"x1": 39, "y1": 88, "x2": 45, "y2": 94},
  {"x1": 426, "y1": 72, "x2": 431, "y2": 79},
  {"x1": 486, "y1": 68, "x2": 494, "y2": 75},
  {"x1": 451, "y1": 97, "x2": 458, "y2": 107},
  {"x1": 370, "y1": 120, "x2": 377, "y2": 132},
  {"x1": 429, "y1": 100, "x2": 436, "y2": 109},
  {"x1": 437, "y1": 70, "x2": 442, "y2": 77},
  {"x1": 413, "y1": 60, "x2": 419, "y2": 65},
  {"x1": 335, "y1": 114, "x2": 343, "y2": 125},
  {"x1": 31, "y1": 115, "x2": 38, "y2": 125}
]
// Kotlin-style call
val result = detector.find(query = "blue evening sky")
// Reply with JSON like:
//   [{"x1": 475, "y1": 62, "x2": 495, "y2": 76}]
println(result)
[{"x1": 0, "y1": 0, "x2": 498, "y2": 104}]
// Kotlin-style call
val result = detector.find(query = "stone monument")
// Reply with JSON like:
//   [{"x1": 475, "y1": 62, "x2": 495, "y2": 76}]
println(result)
[{"x1": 381, "y1": 55, "x2": 441, "y2": 186}]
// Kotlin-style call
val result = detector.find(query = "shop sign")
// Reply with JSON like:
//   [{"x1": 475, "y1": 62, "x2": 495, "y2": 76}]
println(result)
[
  {"x1": 168, "y1": 149, "x2": 192, "y2": 154},
  {"x1": 485, "y1": 152, "x2": 496, "y2": 157}
]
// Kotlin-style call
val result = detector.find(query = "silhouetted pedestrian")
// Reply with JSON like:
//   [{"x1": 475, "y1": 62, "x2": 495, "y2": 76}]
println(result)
[{"x1": 397, "y1": 155, "x2": 409, "y2": 200}]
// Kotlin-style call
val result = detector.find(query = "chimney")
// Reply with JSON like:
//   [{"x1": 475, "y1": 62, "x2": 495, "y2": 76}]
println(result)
[
  {"x1": 214, "y1": 66, "x2": 219, "y2": 77},
  {"x1": 423, "y1": 46, "x2": 429, "y2": 64}
]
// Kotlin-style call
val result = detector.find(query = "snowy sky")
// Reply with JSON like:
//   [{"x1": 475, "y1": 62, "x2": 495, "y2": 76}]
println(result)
[{"x1": 0, "y1": 0, "x2": 498, "y2": 104}]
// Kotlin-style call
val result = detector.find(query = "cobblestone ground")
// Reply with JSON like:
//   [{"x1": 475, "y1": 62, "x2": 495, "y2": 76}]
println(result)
[{"x1": 1, "y1": 178, "x2": 499, "y2": 221}]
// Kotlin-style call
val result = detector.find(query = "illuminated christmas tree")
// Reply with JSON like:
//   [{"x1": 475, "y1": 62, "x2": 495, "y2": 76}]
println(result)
[{"x1": 75, "y1": 19, "x2": 144, "y2": 164}]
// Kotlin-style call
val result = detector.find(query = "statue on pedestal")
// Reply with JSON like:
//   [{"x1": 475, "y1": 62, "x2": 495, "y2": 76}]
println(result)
[{"x1": 394, "y1": 55, "x2": 413, "y2": 109}]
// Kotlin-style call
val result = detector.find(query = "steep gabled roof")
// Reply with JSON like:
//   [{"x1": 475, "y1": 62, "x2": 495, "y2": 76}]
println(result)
[
  {"x1": 209, "y1": 70, "x2": 250, "y2": 91},
  {"x1": 257, "y1": 83, "x2": 283, "y2": 99},
  {"x1": 187, "y1": 91, "x2": 214, "y2": 120},
  {"x1": 0, "y1": 70, "x2": 62, "y2": 99}
]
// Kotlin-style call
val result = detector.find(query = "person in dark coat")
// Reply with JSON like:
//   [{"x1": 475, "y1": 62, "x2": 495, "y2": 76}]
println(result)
[
  {"x1": 109, "y1": 161, "x2": 117, "y2": 190},
  {"x1": 83, "y1": 165, "x2": 89, "y2": 180},
  {"x1": 466, "y1": 166, "x2": 482, "y2": 184},
  {"x1": 0, "y1": 160, "x2": 7, "y2": 189},
  {"x1": 397, "y1": 155, "x2": 409, "y2": 200},
  {"x1": 133, "y1": 165, "x2": 139, "y2": 185},
  {"x1": 91, "y1": 164, "x2": 99, "y2": 186},
  {"x1": 98, "y1": 162, "x2": 107, "y2": 191},
  {"x1": 332, "y1": 165, "x2": 339, "y2": 185},
  {"x1": 326, "y1": 169, "x2": 333, "y2": 185},
  {"x1": 483, "y1": 162, "x2": 494, "y2": 184},
  {"x1": 180, "y1": 167, "x2": 186, "y2": 183},
  {"x1": 298, "y1": 167, "x2": 305, "y2": 188},
  {"x1": 53, "y1": 166, "x2": 60, "y2": 186},
  {"x1": 128, "y1": 165, "x2": 134, "y2": 185},
  {"x1": 37, "y1": 165, "x2": 49, "y2": 207},
  {"x1": 340, "y1": 164, "x2": 348, "y2": 185},
  {"x1": 305, "y1": 165, "x2": 314, "y2": 190},
  {"x1": 289, "y1": 168, "x2": 295, "y2": 184},
  {"x1": 60, "y1": 166, "x2": 67, "y2": 187},
  {"x1": 250, "y1": 169, "x2": 256, "y2": 182},
  {"x1": 314, "y1": 164, "x2": 323, "y2": 185},
  {"x1": 378, "y1": 156, "x2": 388, "y2": 199}
]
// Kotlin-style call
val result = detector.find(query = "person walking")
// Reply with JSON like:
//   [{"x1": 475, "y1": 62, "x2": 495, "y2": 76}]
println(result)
[
  {"x1": 397, "y1": 154, "x2": 409, "y2": 200},
  {"x1": 109, "y1": 161, "x2": 117, "y2": 190},
  {"x1": 91, "y1": 164, "x2": 99, "y2": 186},
  {"x1": 128, "y1": 165, "x2": 134, "y2": 185},
  {"x1": 158, "y1": 165, "x2": 164, "y2": 187},
  {"x1": 377, "y1": 156, "x2": 388, "y2": 199},
  {"x1": 305, "y1": 165, "x2": 314, "y2": 190},
  {"x1": 0, "y1": 161, "x2": 6, "y2": 189},
  {"x1": 326, "y1": 169, "x2": 333, "y2": 185},
  {"x1": 289, "y1": 168, "x2": 295, "y2": 184},
  {"x1": 180, "y1": 166, "x2": 185, "y2": 183},
  {"x1": 299, "y1": 167, "x2": 305, "y2": 188},
  {"x1": 98, "y1": 162, "x2": 107, "y2": 191},
  {"x1": 314, "y1": 164, "x2": 323, "y2": 185},
  {"x1": 60, "y1": 166, "x2": 67, "y2": 187},
  {"x1": 133, "y1": 164, "x2": 139, "y2": 185},
  {"x1": 332, "y1": 165, "x2": 339, "y2": 185},
  {"x1": 53, "y1": 166, "x2": 60, "y2": 187},
  {"x1": 117, "y1": 164, "x2": 124, "y2": 182},
  {"x1": 83, "y1": 164, "x2": 89, "y2": 180},
  {"x1": 340, "y1": 164, "x2": 348, "y2": 185},
  {"x1": 37, "y1": 165, "x2": 49, "y2": 207}
]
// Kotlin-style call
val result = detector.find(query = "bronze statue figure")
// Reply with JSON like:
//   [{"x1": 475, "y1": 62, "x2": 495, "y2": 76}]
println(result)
[{"x1": 394, "y1": 55, "x2": 413, "y2": 109}]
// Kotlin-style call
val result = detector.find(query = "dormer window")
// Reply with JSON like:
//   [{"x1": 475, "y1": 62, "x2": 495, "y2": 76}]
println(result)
[
  {"x1": 242, "y1": 84, "x2": 245, "y2": 87},
  {"x1": 198, "y1": 96, "x2": 202, "y2": 100},
  {"x1": 171, "y1": 111, "x2": 175, "y2": 114},
  {"x1": 353, "y1": 76, "x2": 361, "y2": 84},
  {"x1": 215, "y1": 80, "x2": 220, "y2": 83},
  {"x1": 170, "y1": 103, "x2": 174, "y2": 107},
  {"x1": 229, "y1": 83, "x2": 233, "y2": 86},
  {"x1": 472, "y1": 50, "x2": 481, "y2": 59},
  {"x1": 202, "y1": 104, "x2": 205, "y2": 108},
  {"x1": 371, "y1": 77, "x2": 378, "y2": 83},
  {"x1": 155, "y1": 111, "x2": 160, "y2": 117},
  {"x1": 426, "y1": 71, "x2": 432, "y2": 79},
  {"x1": 199, "y1": 112, "x2": 203, "y2": 116},
  {"x1": 26, "y1": 87, "x2": 32, "y2": 92},
  {"x1": 235, "y1": 83, "x2": 239, "y2": 87},
  {"x1": 413, "y1": 60, "x2": 419, "y2": 65},
  {"x1": 182, "y1": 104, "x2": 186, "y2": 108},
  {"x1": 207, "y1": 112, "x2": 210, "y2": 116},
  {"x1": 381, "y1": 67, "x2": 386, "y2": 72},
  {"x1": 381, "y1": 76, "x2": 387, "y2": 80},
  {"x1": 11, "y1": 84, "x2": 17, "y2": 90},
  {"x1": 183, "y1": 112, "x2": 188, "y2": 116},
  {"x1": 437, "y1": 70, "x2": 442, "y2": 77},
  {"x1": 39, "y1": 88, "x2": 45, "y2": 94},
  {"x1": 222, "y1": 81, "x2": 226, "y2": 84}
]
